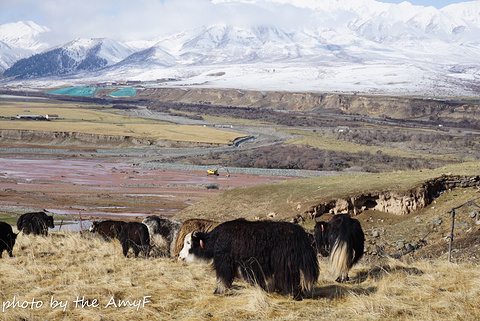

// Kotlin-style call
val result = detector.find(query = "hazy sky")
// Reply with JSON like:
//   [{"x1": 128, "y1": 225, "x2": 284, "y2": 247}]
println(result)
[
  {"x1": 378, "y1": 0, "x2": 465, "y2": 6},
  {"x1": 0, "y1": 0, "x2": 473, "y2": 45}
]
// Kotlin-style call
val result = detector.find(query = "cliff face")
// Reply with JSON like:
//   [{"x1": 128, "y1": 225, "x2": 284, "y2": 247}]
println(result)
[
  {"x1": 304, "y1": 175, "x2": 480, "y2": 219},
  {"x1": 0, "y1": 129, "x2": 220, "y2": 149},
  {"x1": 114, "y1": 87, "x2": 476, "y2": 121}
]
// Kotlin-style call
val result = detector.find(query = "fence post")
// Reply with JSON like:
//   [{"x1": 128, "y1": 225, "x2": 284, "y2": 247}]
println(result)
[
  {"x1": 448, "y1": 209, "x2": 455, "y2": 263},
  {"x1": 79, "y1": 213, "x2": 83, "y2": 234}
]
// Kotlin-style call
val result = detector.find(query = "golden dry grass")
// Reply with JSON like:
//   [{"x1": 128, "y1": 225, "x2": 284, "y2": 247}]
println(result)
[
  {"x1": 0, "y1": 103, "x2": 157, "y2": 124},
  {"x1": 0, "y1": 122, "x2": 242, "y2": 144},
  {"x1": 178, "y1": 160, "x2": 480, "y2": 221},
  {"x1": 1, "y1": 231, "x2": 479, "y2": 320},
  {"x1": 0, "y1": 100, "x2": 243, "y2": 145}
]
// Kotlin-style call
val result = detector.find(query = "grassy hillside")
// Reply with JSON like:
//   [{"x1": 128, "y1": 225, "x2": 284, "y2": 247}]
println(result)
[
  {"x1": 0, "y1": 232, "x2": 479, "y2": 320},
  {"x1": 176, "y1": 161, "x2": 480, "y2": 222}
]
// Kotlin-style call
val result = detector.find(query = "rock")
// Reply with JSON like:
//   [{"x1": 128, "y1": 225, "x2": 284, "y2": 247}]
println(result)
[
  {"x1": 405, "y1": 241, "x2": 418, "y2": 251},
  {"x1": 431, "y1": 219, "x2": 442, "y2": 226},
  {"x1": 395, "y1": 241, "x2": 405, "y2": 251}
]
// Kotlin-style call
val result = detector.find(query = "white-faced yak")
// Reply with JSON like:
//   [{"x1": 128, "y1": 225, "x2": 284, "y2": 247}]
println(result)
[
  {"x1": 179, "y1": 219, "x2": 319, "y2": 300},
  {"x1": 314, "y1": 214, "x2": 365, "y2": 282},
  {"x1": 0, "y1": 222, "x2": 17, "y2": 258}
]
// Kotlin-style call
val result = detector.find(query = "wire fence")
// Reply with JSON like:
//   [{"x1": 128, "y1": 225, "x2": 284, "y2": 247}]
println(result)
[{"x1": 446, "y1": 197, "x2": 480, "y2": 262}]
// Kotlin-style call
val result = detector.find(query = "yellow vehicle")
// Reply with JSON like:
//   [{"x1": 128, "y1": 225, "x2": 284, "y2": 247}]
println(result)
[{"x1": 207, "y1": 167, "x2": 230, "y2": 177}]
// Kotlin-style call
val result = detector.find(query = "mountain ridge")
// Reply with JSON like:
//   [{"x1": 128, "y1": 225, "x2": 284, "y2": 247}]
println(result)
[{"x1": 1, "y1": 0, "x2": 479, "y2": 97}]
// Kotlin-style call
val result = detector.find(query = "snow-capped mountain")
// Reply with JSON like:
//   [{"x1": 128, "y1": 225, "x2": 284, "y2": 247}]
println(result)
[
  {"x1": 1, "y1": 0, "x2": 480, "y2": 96},
  {"x1": 3, "y1": 38, "x2": 135, "y2": 78},
  {"x1": 0, "y1": 21, "x2": 50, "y2": 71},
  {"x1": 0, "y1": 21, "x2": 50, "y2": 51}
]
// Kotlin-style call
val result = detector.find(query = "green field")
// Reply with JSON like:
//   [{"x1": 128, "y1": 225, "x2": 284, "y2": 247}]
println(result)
[{"x1": 0, "y1": 213, "x2": 18, "y2": 225}]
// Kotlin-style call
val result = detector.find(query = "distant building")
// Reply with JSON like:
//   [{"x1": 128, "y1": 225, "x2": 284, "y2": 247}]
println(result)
[
  {"x1": 16, "y1": 114, "x2": 47, "y2": 120},
  {"x1": 17, "y1": 114, "x2": 39, "y2": 119},
  {"x1": 46, "y1": 114, "x2": 59, "y2": 120}
]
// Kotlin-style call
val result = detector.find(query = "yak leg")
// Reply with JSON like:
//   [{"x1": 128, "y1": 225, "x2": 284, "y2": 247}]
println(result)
[
  {"x1": 214, "y1": 261, "x2": 235, "y2": 295},
  {"x1": 122, "y1": 243, "x2": 130, "y2": 257}
]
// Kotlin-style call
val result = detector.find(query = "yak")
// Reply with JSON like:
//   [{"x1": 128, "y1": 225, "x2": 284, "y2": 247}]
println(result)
[
  {"x1": 314, "y1": 214, "x2": 365, "y2": 282},
  {"x1": 0, "y1": 222, "x2": 17, "y2": 258},
  {"x1": 17, "y1": 211, "x2": 54, "y2": 236},
  {"x1": 179, "y1": 219, "x2": 319, "y2": 299},
  {"x1": 118, "y1": 222, "x2": 151, "y2": 258},
  {"x1": 142, "y1": 216, "x2": 182, "y2": 257},
  {"x1": 172, "y1": 218, "x2": 220, "y2": 259},
  {"x1": 90, "y1": 220, "x2": 126, "y2": 241}
]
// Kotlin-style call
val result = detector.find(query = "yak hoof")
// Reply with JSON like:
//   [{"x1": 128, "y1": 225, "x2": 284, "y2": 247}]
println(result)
[{"x1": 335, "y1": 276, "x2": 349, "y2": 283}]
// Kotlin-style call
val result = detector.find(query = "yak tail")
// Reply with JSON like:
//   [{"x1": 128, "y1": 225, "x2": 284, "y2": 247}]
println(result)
[
  {"x1": 329, "y1": 239, "x2": 353, "y2": 282},
  {"x1": 299, "y1": 249, "x2": 320, "y2": 293}
]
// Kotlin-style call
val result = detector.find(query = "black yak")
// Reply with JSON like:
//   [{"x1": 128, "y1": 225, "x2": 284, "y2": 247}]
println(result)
[
  {"x1": 314, "y1": 214, "x2": 365, "y2": 282},
  {"x1": 0, "y1": 222, "x2": 17, "y2": 258},
  {"x1": 118, "y1": 222, "x2": 151, "y2": 258},
  {"x1": 179, "y1": 219, "x2": 319, "y2": 299},
  {"x1": 17, "y1": 211, "x2": 54, "y2": 236}
]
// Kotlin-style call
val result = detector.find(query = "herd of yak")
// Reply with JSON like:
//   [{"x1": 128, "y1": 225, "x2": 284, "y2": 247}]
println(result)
[{"x1": 0, "y1": 211, "x2": 365, "y2": 299}]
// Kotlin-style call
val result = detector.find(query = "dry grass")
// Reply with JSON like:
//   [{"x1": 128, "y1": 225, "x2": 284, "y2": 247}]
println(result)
[
  {"x1": 0, "y1": 103, "x2": 159, "y2": 124},
  {"x1": 1, "y1": 231, "x2": 479, "y2": 320},
  {"x1": 0, "y1": 100, "x2": 243, "y2": 145},
  {"x1": 0, "y1": 121, "x2": 242, "y2": 144},
  {"x1": 178, "y1": 161, "x2": 480, "y2": 221}
]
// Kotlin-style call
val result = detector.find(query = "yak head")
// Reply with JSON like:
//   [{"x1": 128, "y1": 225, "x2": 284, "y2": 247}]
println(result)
[
  {"x1": 46, "y1": 216, "x2": 55, "y2": 229},
  {"x1": 89, "y1": 221, "x2": 100, "y2": 232},
  {"x1": 179, "y1": 231, "x2": 211, "y2": 263}
]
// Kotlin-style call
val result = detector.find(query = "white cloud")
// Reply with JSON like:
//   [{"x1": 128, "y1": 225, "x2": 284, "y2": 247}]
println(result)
[{"x1": 0, "y1": 0, "x2": 315, "y2": 46}]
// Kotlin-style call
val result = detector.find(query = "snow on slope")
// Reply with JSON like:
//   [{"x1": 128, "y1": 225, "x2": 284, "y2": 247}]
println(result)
[
  {"x1": 2, "y1": 1, "x2": 480, "y2": 97},
  {"x1": 0, "y1": 21, "x2": 50, "y2": 71},
  {"x1": 59, "y1": 38, "x2": 135, "y2": 66},
  {"x1": 0, "y1": 21, "x2": 50, "y2": 51}
]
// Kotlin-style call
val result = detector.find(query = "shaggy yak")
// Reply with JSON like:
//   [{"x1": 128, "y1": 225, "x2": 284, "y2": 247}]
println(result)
[
  {"x1": 172, "y1": 218, "x2": 220, "y2": 259},
  {"x1": 314, "y1": 214, "x2": 365, "y2": 282},
  {"x1": 17, "y1": 211, "x2": 55, "y2": 236},
  {"x1": 179, "y1": 219, "x2": 319, "y2": 299},
  {"x1": 0, "y1": 222, "x2": 17, "y2": 258},
  {"x1": 142, "y1": 215, "x2": 183, "y2": 257}
]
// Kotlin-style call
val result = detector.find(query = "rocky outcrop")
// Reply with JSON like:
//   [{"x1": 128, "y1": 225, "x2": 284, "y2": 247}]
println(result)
[{"x1": 304, "y1": 175, "x2": 480, "y2": 219}]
